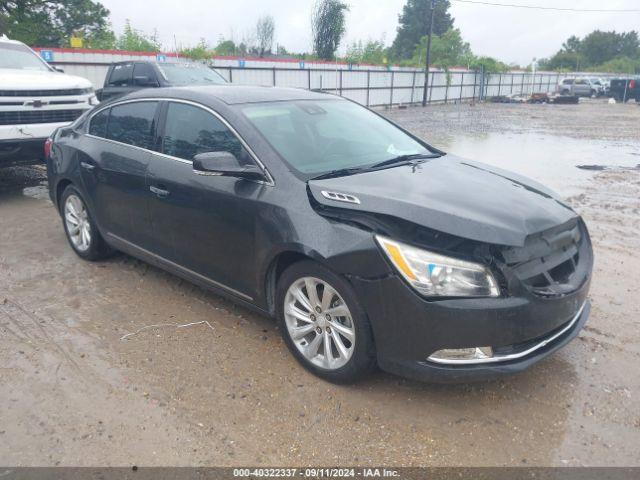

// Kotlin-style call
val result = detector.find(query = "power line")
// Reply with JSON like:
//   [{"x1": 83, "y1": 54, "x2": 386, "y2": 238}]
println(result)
[{"x1": 451, "y1": 0, "x2": 640, "y2": 13}]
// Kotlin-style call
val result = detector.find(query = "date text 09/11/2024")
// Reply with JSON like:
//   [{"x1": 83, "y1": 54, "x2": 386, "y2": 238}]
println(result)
[{"x1": 232, "y1": 468, "x2": 401, "y2": 478}]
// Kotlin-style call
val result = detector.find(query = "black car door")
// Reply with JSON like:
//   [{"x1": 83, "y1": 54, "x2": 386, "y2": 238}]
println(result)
[
  {"x1": 81, "y1": 100, "x2": 160, "y2": 249},
  {"x1": 146, "y1": 100, "x2": 266, "y2": 300}
]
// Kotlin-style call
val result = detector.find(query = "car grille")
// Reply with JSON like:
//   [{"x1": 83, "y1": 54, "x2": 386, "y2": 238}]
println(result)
[
  {"x1": 0, "y1": 109, "x2": 85, "y2": 125},
  {"x1": 501, "y1": 219, "x2": 591, "y2": 297},
  {"x1": 0, "y1": 88, "x2": 90, "y2": 97}
]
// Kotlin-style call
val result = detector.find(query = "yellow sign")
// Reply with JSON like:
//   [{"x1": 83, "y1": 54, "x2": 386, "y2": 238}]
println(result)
[{"x1": 70, "y1": 36, "x2": 83, "y2": 48}]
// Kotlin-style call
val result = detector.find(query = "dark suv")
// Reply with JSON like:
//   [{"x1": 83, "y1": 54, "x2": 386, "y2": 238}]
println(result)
[
  {"x1": 96, "y1": 61, "x2": 227, "y2": 102},
  {"x1": 610, "y1": 78, "x2": 639, "y2": 103}
]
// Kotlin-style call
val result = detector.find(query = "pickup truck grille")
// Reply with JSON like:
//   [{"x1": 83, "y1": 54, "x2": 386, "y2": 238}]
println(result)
[
  {"x1": 501, "y1": 219, "x2": 591, "y2": 297},
  {"x1": 0, "y1": 109, "x2": 85, "y2": 125},
  {"x1": 0, "y1": 88, "x2": 90, "y2": 97}
]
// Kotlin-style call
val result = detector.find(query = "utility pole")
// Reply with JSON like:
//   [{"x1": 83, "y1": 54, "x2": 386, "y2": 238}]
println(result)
[{"x1": 422, "y1": 0, "x2": 436, "y2": 107}]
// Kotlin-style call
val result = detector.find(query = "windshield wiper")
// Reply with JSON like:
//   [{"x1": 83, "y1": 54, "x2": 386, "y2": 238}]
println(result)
[
  {"x1": 368, "y1": 153, "x2": 442, "y2": 170},
  {"x1": 310, "y1": 166, "x2": 372, "y2": 181},
  {"x1": 310, "y1": 153, "x2": 443, "y2": 181}
]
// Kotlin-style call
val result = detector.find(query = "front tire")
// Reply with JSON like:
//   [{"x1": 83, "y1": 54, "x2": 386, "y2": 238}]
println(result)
[
  {"x1": 60, "y1": 185, "x2": 112, "y2": 261},
  {"x1": 276, "y1": 261, "x2": 376, "y2": 384}
]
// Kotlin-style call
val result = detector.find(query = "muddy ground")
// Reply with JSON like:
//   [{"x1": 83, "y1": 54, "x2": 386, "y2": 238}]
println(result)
[{"x1": 1, "y1": 99, "x2": 639, "y2": 467}]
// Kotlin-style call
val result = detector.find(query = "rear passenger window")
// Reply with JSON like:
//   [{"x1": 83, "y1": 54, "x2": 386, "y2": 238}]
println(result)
[
  {"x1": 107, "y1": 102, "x2": 158, "y2": 150},
  {"x1": 133, "y1": 63, "x2": 157, "y2": 86},
  {"x1": 162, "y1": 102, "x2": 249, "y2": 163},
  {"x1": 89, "y1": 108, "x2": 109, "y2": 138},
  {"x1": 108, "y1": 63, "x2": 133, "y2": 86}
]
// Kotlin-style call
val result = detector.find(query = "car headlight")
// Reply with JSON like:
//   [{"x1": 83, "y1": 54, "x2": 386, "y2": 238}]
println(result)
[{"x1": 375, "y1": 235, "x2": 500, "y2": 298}]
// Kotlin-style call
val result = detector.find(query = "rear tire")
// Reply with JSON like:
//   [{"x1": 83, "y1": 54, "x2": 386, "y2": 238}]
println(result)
[
  {"x1": 276, "y1": 260, "x2": 376, "y2": 384},
  {"x1": 60, "y1": 185, "x2": 113, "y2": 261}
]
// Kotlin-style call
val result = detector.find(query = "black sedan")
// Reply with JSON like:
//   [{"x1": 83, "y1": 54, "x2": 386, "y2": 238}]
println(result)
[{"x1": 46, "y1": 86, "x2": 593, "y2": 383}]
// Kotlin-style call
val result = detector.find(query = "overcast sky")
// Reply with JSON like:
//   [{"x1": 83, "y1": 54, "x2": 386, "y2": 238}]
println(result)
[{"x1": 99, "y1": 0, "x2": 640, "y2": 65}]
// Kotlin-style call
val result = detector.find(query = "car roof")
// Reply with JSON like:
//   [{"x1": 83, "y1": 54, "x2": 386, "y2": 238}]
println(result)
[{"x1": 123, "y1": 85, "x2": 340, "y2": 106}]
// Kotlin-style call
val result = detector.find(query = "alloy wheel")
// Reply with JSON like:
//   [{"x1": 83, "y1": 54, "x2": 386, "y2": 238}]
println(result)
[
  {"x1": 64, "y1": 194, "x2": 92, "y2": 252},
  {"x1": 284, "y1": 276, "x2": 355, "y2": 370}
]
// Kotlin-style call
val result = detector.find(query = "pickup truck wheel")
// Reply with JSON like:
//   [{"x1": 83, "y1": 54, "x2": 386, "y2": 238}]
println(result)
[
  {"x1": 61, "y1": 185, "x2": 113, "y2": 261},
  {"x1": 276, "y1": 260, "x2": 377, "y2": 384},
  {"x1": 561, "y1": 89, "x2": 570, "y2": 95}
]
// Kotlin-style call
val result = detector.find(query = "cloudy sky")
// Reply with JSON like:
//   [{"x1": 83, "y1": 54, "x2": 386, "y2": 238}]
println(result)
[{"x1": 99, "y1": 0, "x2": 640, "y2": 65}]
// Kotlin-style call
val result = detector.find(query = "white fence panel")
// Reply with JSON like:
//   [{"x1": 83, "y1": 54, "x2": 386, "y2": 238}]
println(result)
[{"x1": 29, "y1": 47, "x2": 615, "y2": 107}]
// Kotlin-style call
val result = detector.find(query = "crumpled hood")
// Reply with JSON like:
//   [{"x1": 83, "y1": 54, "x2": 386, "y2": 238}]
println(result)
[
  {"x1": 308, "y1": 155, "x2": 578, "y2": 247},
  {"x1": 0, "y1": 68, "x2": 92, "y2": 90}
]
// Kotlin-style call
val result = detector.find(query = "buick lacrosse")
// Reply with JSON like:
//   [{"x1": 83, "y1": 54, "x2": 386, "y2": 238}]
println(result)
[{"x1": 46, "y1": 86, "x2": 592, "y2": 383}]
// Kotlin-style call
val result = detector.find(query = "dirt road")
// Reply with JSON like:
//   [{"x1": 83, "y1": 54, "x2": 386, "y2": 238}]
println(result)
[{"x1": 1, "y1": 100, "x2": 639, "y2": 466}]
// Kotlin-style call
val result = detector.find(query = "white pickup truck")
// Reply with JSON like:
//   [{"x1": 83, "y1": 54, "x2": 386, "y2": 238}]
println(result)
[{"x1": 0, "y1": 35, "x2": 98, "y2": 167}]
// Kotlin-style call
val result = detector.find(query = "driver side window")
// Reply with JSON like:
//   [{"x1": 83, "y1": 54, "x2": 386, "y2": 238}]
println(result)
[{"x1": 162, "y1": 102, "x2": 250, "y2": 164}]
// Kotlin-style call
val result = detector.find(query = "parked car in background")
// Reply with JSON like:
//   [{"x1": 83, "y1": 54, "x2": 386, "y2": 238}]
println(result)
[
  {"x1": 0, "y1": 35, "x2": 97, "y2": 167},
  {"x1": 610, "y1": 78, "x2": 639, "y2": 103},
  {"x1": 96, "y1": 61, "x2": 227, "y2": 102},
  {"x1": 557, "y1": 77, "x2": 602, "y2": 97},
  {"x1": 595, "y1": 78, "x2": 611, "y2": 96},
  {"x1": 46, "y1": 86, "x2": 593, "y2": 384}
]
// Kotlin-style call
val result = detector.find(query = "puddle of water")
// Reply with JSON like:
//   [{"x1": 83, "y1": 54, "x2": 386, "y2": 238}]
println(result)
[{"x1": 434, "y1": 133, "x2": 640, "y2": 198}]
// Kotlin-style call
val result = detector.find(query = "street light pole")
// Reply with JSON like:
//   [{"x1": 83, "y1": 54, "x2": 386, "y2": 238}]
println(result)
[{"x1": 422, "y1": 0, "x2": 436, "y2": 107}]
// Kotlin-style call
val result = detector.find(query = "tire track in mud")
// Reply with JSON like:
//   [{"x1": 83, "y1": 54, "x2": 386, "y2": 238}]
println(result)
[{"x1": 0, "y1": 298, "x2": 88, "y2": 381}]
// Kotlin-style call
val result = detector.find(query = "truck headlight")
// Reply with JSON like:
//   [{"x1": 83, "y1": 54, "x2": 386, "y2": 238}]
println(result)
[{"x1": 376, "y1": 236, "x2": 500, "y2": 298}]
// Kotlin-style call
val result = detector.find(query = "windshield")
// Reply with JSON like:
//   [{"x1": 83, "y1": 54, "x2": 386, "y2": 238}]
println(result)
[
  {"x1": 0, "y1": 43, "x2": 52, "y2": 71},
  {"x1": 242, "y1": 100, "x2": 430, "y2": 177},
  {"x1": 157, "y1": 63, "x2": 226, "y2": 85}
]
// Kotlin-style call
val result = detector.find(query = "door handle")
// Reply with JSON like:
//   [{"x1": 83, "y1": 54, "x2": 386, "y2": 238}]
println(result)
[
  {"x1": 80, "y1": 161, "x2": 95, "y2": 171},
  {"x1": 150, "y1": 185, "x2": 170, "y2": 198}
]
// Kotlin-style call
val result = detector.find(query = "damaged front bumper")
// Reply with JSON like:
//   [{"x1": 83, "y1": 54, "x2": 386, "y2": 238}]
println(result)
[{"x1": 349, "y1": 273, "x2": 590, "y2": 383}]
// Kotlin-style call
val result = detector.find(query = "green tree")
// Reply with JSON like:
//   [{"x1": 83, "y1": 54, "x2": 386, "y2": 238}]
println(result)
[
  {"x1": 276, "y1": 44, "x2": 289, "y2": 56},
  {"x1": 411, "y1": 28, "x2": 470, "y2": 69},
  {"x1": 469, "y1": 55, "x2": 509, "y2": 74},
  {"x1": 311, "y1": 0, "x2": 349, "y2": 60},
  {"x1": 541, "y1": 30, "x2": 639, "y2": 72},
  {"x1": 180, "y1": 38, "x2": 213, "y2": 60},
  {"x1": 215, "y1": 39, "x2": 237, "y2": 56},
  {"x1": 116, "y1": 20, "x2": 160, "y2": 52},
  {"x1": 562, "y1": 35, "x2": 581, "y2": 53},
  {"x1": 538, "y1": 51, "x2": 582, "y2": 71},
  {"x1": 345, "y1": 39, "x2": 388, "y2": 65},
  {"x1": 590, "y1": 56, "x2": 640, "y2": 74},
  {"x1": 580, "y1": 30, "x2": 639, "y2": 66},
  {"x1": 84, "y1": 27, "x2": 116, "y2": 49},
  {"x1": 0, "y1": 0, "x2": 113, "y2": 47},
  {"x1": 391, "y1": 0, "x2": 454, "y2": 60}
]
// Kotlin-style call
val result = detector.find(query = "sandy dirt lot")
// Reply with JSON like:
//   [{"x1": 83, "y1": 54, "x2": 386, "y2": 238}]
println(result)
[{"x1": 1, "y1": 99, "x2": 639, "y2": 467}]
